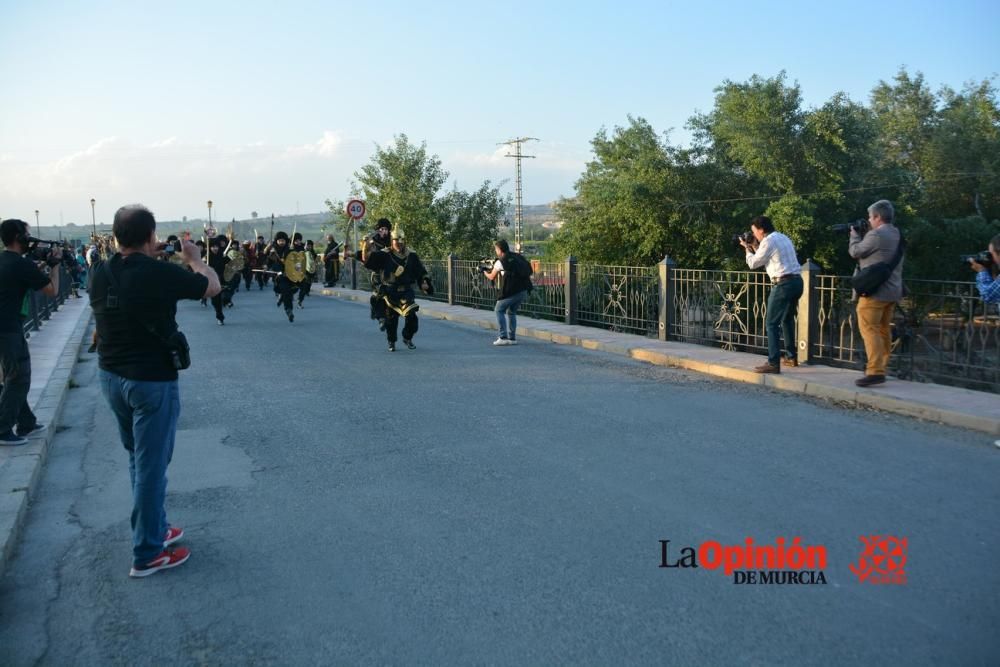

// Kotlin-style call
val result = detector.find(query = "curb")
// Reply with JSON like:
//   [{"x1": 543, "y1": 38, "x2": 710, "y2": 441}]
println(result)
[
  {"x1": 320, "y1": 287, "x2": 1000, "y2": 436},
  {"x1": 0, "y1": 305, "x2": 92, "y2": 580}
]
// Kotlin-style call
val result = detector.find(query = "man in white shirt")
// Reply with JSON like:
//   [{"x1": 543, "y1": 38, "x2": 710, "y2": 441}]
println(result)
[{"x1": 741, "y1": 216, "x2": 803, "y2": 373}]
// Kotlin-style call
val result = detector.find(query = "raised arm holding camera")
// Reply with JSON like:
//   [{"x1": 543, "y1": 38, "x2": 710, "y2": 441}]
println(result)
[
  {"x1": 847, "y1": 199, "x2": 904, "y2": 387},
  {"x1": 88, "y1": 204, "x2": 220, "y2": 577},
  {"x1": 0, "y1": 219, "x2": 61, "y2": 446},
  {"x1": 741, "y1": 216, "x2": 803, "y2": 374},
  {"x1": 968, "y1": 234, "x2": 1000, "y2": 309}
]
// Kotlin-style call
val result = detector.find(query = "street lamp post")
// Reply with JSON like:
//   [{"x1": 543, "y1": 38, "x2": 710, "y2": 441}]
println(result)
[
  {"x1": 90, "y1": 198, "x2": 96, "y2": 239},
  {"x1": 34, "y1": 209, "x2": 39, "y2": 238},
  {"x1": 207, "y1": 200, "x2": 213, "y2": 232}
]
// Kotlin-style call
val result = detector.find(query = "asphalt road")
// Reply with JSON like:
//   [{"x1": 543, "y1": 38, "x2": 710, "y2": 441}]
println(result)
[{"x1": 2, "y1": 286, "x2": 998, "y2": 666}]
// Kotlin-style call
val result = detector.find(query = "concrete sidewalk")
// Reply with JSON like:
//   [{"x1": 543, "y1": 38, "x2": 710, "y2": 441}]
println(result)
[
  {"x1": 0, "y1": 297, "x2": 91, "y2": 579},
  {"x1": 321, "y1": 286, "x2": 1000, "y2": 437}
]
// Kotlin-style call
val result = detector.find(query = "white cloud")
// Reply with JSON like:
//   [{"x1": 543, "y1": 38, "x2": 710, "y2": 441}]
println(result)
[{"x1": 0, "y1": 132, "x2": 357, "y2": 221}]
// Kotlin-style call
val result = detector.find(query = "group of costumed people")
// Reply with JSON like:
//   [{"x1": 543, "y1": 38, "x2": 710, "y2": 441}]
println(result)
[
  {"x1": 159, "y1": 230, "x2": 326, "y2": 324},
  {"x1": 154, "y1": 218, "x2": 432, "y2": 350}
]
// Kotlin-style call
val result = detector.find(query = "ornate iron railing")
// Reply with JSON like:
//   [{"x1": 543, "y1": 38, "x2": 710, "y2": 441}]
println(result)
[
  {"x1": 328, "y1": 254, "x2": 999, "y2": 393},
  {"x1": 519, "y1": 261, "x2": 566, "y2": 322},
  {"x1": 669, "y1": 268, "x2": 773, "y2": 353},
  {"x1": 577, "y1": 264, "x2": 658, "y2": 336}
]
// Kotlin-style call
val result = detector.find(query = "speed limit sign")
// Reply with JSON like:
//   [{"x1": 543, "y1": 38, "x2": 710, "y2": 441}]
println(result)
[{"x1": 345, "y1": 199, "x2": 366, "y2": 221}]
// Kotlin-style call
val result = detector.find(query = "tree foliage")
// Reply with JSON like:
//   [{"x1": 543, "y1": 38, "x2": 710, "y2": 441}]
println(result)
[
  {"x1": 330, "y1": 134, "x2": 509, "y2": 259},
  {"x1": 552, "y1": 69, "x2": 1000, "y2": 278}
]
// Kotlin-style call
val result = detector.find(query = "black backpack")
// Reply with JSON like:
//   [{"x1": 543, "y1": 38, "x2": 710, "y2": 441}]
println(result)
[{"x1": 503, "y1": 253, "x2": 534, "y2": 295}]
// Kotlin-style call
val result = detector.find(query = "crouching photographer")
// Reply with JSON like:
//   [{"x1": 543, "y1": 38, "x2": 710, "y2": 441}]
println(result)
[
  {"x1": 0, "y1": 219, "x2": 61, "y2": 446},
  {"x1": 481, "y1": 239, "x2": 533, "y2": 346},
  {"x1": 966, "y1": 234, "x2": 1000, "y2": 310},
  {"x1": 89, "y1": 204, "x2": 220, "y2": 577}
]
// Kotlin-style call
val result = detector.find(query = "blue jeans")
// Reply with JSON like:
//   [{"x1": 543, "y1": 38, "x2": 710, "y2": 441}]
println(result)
[
  {"x1": 495, "y1": 290, "x2": 528, "y2": 340},
  {"x1": 99, "y1": 370, "x2": 180, "y2": 566},
  {"x1": 765, "y1": 276, "x2": 803, "y2": 366}
]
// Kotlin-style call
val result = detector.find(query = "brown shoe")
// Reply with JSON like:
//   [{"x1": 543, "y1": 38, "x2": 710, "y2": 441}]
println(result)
[
  {"x1": 781, "y1": 357, "x2": 798, "y2": 367},
  {"x1": 754, "y1": 363, "x2": 780, "y2": 374},
  {"x1": 855, "y1": 374, "x2": 886, "y2": 387}
]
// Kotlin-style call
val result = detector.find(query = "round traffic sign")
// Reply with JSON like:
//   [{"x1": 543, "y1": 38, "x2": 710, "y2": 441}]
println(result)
[{"x1": 346, "y1": 199, "x2": 366, "y2": 221}]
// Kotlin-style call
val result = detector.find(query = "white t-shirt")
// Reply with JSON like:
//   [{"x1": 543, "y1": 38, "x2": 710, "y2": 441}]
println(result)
[{"x1": 492, "y1": 259, "x2": 504, "y2": 274}]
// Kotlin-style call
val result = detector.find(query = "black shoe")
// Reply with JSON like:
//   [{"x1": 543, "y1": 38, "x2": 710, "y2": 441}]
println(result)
[
  {"x1": 297, "y1": 301, "x2": 304, "y2": 309},
  {"x1": 403, "y1": 339, "x2": 416, "y2": 350},
  {"x1": 287, "y1": 310, "x2": 294, "y2": 323},
  {"x1": 16, "y1": 423, "x2": 46, "y2": 438},
  {"x1": 216, "y1": 318, "x2": 224, "y2": 326},
  {"x1": 388, "y1": 342, "x2": 395, "y2": 352},
  {"x1": 855, "y1": 374, "x2": 886, "y2": 387}
]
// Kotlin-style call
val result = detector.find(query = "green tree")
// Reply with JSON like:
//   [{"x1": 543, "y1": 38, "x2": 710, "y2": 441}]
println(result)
[
  {"x1": 437, "y1": 181, "x2": 510, "y2": 258},
  {"x1": 924, "y1": 79, "x2": 1000, "y2": 220},
  {"x1": 348, "y1": 134, "x2": 504, "y2": 259},
  {"x1": 551, "y1": 116, "x2": 681, "y2": 264}
]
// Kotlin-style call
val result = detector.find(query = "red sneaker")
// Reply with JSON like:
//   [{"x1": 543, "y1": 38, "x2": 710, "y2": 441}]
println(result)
[
  {"x1": 129, "y1": 547, "x2": 191, "y2": 578},
  {"x1": 164, "y1": 526, "x2": 184, "y2": 547}
]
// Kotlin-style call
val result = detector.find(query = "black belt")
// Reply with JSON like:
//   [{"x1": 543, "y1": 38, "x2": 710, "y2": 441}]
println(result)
[{"x1": 772, "y1": 274, "x2": 800, "y2": 284}]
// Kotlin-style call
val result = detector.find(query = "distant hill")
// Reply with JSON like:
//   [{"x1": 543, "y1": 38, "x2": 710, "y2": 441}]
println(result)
[{"x1": 41, "y1": 204, "x2": 562, "y2": 245}]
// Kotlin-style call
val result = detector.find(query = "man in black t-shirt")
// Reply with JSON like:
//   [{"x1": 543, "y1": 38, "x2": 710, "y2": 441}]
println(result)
[
  {"x1": 0, "y1": 219, "x2": 61, "y2": 446},
  {"x1": 89, "y1": 204, "x2": 220, "y2": 577}
]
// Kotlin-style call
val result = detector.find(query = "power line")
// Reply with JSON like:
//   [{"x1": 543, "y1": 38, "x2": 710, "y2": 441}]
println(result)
[{"x1": 678, "y1": 172, "x2": 991, "y2": 207}]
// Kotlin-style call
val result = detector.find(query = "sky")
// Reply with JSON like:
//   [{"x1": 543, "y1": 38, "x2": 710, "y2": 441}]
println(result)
[{"x1": 1, "y1": 0, "x2": 998, "y2": 226}]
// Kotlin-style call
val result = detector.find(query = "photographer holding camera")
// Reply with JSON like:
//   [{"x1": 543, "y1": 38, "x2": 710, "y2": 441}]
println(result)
[
  {"x1": 969, "y1": 234, "x2": 1000, "y2": 309},
  {"x1": 848, "y1": 199, "x2": 904, "y2": 387},
  {"x1": 0, "y1": 219, "x2": 61, "y2": 446},
  {"x1": 481, "y1": 239, "x2": 532, "y2": 346},
  {"x1": 89, "y1": 205, "x2": 220, "y2": 577},
  {"x1": 741, "y1": 216, "x2": 803, "y2": 373}
]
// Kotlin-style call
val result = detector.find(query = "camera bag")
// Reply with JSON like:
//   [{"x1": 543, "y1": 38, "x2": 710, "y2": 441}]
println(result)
[{"x1": 852, "y1": 235, "x2": 906, "y2": 297}]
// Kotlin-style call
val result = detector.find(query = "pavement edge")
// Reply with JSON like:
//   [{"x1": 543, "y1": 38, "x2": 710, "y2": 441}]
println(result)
[{"x1": 0, "y1": 307, "x2": 92, "y2": 580}]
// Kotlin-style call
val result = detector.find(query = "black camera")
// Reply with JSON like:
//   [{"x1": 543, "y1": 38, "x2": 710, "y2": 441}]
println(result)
[
  {"x1": 27, "y1": 237, "x2": 66, "y2": 267},
  {"x1": 828, "y1": 219, "x2": 870, "y2": 235},
  {"x1": 163, "y1": 239, "x2": 182, "y2": 255},
  {"x1": 732, "y1": 231, "x2": 756, "y2": 249},
  {"x1": 478, "y1": 257, "x2": 495, "y2": 273},
  {"x1": 961, "y1": 251, "x2": 994, "y2": 267}
]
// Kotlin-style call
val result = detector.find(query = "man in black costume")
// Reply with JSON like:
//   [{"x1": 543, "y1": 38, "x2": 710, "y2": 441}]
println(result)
[
  {"x1": 206, "y1": 235, "x2": 231, "y2": 325},
  {"x1": 263, "y1": 231, "x2": 297, "y2": 323},
  {"x1": 365, "y1": 218, "x2": 392, "y2": 330},
  {"x1": 360, "y1": 223, "x2": 433, "y2": 351}
]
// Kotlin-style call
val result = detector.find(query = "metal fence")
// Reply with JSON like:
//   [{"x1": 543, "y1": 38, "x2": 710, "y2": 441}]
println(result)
[
  {"x1": 577, "y1": 263, "x2": 658, "y2": 336},
  {"x1": 331, "y1": 254, "x2": 999, "y2": 393},
  {"x1": 669, "y1": 268, "x2": 772, "y2": 353},
  {"x1": 22, "y1": 265, "x2": 74, "y2": 338}
]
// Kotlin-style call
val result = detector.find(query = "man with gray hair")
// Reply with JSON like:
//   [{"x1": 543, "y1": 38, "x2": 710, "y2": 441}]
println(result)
[{"x1": 849, "y1": 199, "x2": 905, "y2": 387}]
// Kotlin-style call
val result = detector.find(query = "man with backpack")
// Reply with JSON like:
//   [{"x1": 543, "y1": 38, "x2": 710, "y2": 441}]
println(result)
[{"x1": 481, "y1": 239, "x2": 532, "y2": 346}]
